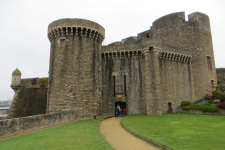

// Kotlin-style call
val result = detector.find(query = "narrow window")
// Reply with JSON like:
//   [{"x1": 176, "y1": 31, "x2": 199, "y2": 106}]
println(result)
[
  {"x1": 211, "y1": 80, "x2": 214, "y2": 90},
  {"x1": 97, "y1": 87, "x2": 100, "y2": 92},
  {"x1": 113, "y1": 76, "x2": 115, "y2": 97},
  {"x1": 124, "y1": 75, "x2": 126, "y2": 97},
  {"x1": 168, "y1": 102, "x2": 172, "y2": 108},
  {"x1": 207, "y1": 57, "x2": 211, "y2": 70},
  {"x1": 60, "y1": 39, "x2": 65, "y2": 46}
]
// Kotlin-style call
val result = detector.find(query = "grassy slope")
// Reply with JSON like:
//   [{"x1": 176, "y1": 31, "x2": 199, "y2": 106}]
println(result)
[
  {"x1": 122, "y1": 114, "x2": 225, "y2": 150},
  {"x1": 0, "y1": 117, "x2": 113, "y2": 150}
]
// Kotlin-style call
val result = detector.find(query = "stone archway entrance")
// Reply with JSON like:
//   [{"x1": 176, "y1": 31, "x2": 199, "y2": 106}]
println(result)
[{"x1": 115, "y1": 101, "x2": 126, "y2": 116}]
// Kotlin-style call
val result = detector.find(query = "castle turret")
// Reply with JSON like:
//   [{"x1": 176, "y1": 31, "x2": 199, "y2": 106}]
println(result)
[
  {"x1": 11, "y1": 68, "x2": 21, "y2": 92},
  {"x1": 47, "y1": 19, "x2": 105, "y2": 116}
]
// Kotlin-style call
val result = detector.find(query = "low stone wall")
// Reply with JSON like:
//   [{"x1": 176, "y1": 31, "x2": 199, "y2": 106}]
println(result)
[
  {"x1": 176, "y1": 107, "x2": 225, "y2": 115},
  {"x1": 0, "y1": 110, "x2": 76, "y2": 139}
]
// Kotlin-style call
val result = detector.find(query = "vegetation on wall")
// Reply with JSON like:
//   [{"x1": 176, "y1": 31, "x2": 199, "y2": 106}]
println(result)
[
  {"x1": 181, "y1": 88, "x2": 225, "y2": 112},
  {"x1": 12, "y1": 86, "x2": 47, "y2": 118}
]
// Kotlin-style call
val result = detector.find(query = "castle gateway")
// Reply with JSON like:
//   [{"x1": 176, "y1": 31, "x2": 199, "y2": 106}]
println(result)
[{"x1": 10, "y1": 12, "x2": 217, "y2": 117}]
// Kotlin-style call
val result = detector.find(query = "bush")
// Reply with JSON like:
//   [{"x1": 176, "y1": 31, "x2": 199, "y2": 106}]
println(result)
[
  {"x1": 212, "y1": 90, "x2": 225, "y2": 102},
  {"x1": 212, "y1": 90, "x2": 223, "y2": 98},
  {"x1": 219, "y1": 94, "x2": 225, "y2": 102},
  {"x1": 208, "y1": 100, "x2": 213, "y2": 104},
  {"x1": 217, "y1": 102, "x2": 225, "y2": 110},
  {"x1": 217, "y1": 79, "x2": 225, "y2": 85},
  {"x1": 181, "y1": 101, "x2": 191, "y2": 106},
  {"x1": 205, "y1": 92, "x2": 213, "y2": 100},
  {"x1": 216, "y1": 84, "x2": 225, "y2": 91},
  {"x1": 182, "y1": 103, "x2": 219, "y2": 112},
  {"x1": 214, "y1": 99, "x2": 221, "y2": 104},
  {"x1": 201, "y1": 104, "x2": 219, "y2": 112}
]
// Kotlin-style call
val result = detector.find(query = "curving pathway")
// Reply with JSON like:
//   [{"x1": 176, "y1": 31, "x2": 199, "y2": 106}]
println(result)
[{"x1": 99, "y1": 117, "x2": 160, "y2": 150}]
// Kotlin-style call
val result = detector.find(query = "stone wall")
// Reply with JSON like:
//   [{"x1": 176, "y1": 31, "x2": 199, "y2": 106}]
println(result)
[
  {"x1": 8, "y1": 78, "x2": 48, "y2": 119},
  {"x1": 216, "y1": 68, "x2": 225, "y2": 80},
  {"x1": 0, "y1": 110, "x2": 76, "y2": 139},
  {"x1": 101, "y1": 11, "x2": 216, "y2": 115}
]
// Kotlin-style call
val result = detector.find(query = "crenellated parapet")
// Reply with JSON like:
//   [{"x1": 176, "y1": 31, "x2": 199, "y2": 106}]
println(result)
[
  {"x1": 159, "y1": 52, "x2": 192, "y2": 63},
  {"x1": 102, "y1": 50, "x2": 142, "y2": 59},
  {"x1": 102, "y1": 50, "x2": 192, "y2": 63},
  {"x1": 47, "y1": 19, "x2": 105, "y2": 42},
  {"x1": 48, "y1": 27, "x2": 104, "y2": 42}
]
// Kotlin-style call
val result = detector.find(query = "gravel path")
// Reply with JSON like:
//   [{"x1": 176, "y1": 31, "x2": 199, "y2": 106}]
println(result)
[{"x1": 99, "y1": 117, "x2": 160, "y2": 150}]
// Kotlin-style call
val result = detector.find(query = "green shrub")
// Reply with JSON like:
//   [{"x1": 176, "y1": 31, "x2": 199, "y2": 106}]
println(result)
[
  {"x1": 181, "y1": 101, "x2": 191, "y2": 106},
  {"x1": 182, "y1": 103, "x2": 219, "y2": 112},
  {"x1": 212, "y1": 89, "x2": 225, "y2": 102},
  {"x1": 201, "y1": 104, "x2": 219, "y2": 112},
  {"x1": 212, "y1": 90, "x2": 223, "y2": 98},
  {"x1": 208, "y1": 100, "x2": 213, "y2": 104},
  {"x1": 219, "y1": 94, "x2": 225, "y2": 102}
]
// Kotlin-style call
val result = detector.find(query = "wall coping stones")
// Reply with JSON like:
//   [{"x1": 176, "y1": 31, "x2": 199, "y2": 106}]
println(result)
[{"x1": 0, "y1": 110, "x2": 77, "y2": 139}]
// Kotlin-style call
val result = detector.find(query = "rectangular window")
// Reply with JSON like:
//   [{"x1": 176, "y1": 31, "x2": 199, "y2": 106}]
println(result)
[
  {"x1": 60, "y1": 39, "x2": 65, "y2": 45},
  {"x1": 207, "y1": 56, "x2": 211, "y2": 70},
  {"x1": 211, "y1": 80, "x2": 214, "y2": 90}
]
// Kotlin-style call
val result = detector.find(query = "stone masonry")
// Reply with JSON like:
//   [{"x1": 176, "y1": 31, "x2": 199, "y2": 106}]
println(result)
[
  {"x1": 216, "y1": 68, "x2": 225, "y2": 80},
  {"x1": 10, "y1": 11, "x2": 217, "y2": 117},
  {"x1": 47, "y1": 19, "x2": 105, "y2": 116},
  {"x1": 101, "y1": 12, "x2": 216, "y2": 115}
]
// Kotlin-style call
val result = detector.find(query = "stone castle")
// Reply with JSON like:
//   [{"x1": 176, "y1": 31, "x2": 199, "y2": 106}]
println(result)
[{"x1": 9, "y1": 11, "x2": 217, "y2": 117}]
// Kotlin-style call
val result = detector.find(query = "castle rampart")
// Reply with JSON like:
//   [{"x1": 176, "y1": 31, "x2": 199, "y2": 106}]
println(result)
[
  {"x1": 101, "y1": 11, "x2": 217, "y2": 115},
  {"x1": 8, "y1": 11, "x2": 217, "y2": 118}
]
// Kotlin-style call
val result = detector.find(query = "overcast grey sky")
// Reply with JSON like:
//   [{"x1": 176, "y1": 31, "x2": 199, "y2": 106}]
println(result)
[{"x1": 0, "y1": 0, "x2": 224, "y2": 100}]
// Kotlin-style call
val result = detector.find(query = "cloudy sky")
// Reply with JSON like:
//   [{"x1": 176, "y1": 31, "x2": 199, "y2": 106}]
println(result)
[{"x1": 0, "y1": 0, "x2": 224, "y2": 100}]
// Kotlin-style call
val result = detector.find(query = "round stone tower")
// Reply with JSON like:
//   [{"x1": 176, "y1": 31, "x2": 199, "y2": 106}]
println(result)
[
  {"x1": 11, "y1": 68, "x2": 21, "y2": 92},
  {"x1": 47, "y1": 19, "x2": 105, "y2": 116}
]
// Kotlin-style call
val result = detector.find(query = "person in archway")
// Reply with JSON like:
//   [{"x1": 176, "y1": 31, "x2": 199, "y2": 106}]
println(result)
[
  {"x1": 123, "y1": 108, "x2": 126, "y2": 116},
  {"x1": 116, "y1": 107, "x2": 119, "y2": 118},
  {"x1": 117, "y1": 104, "x2": 120, "y2": 110},
  {"x1": 120, "y1": 108, "x2": 122, "y2": 116}
]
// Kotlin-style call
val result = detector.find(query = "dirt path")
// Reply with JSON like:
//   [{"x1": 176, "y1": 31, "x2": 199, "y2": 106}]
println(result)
[{"x1": 99, "y1": 117, "x2": 160, "y2": 150}]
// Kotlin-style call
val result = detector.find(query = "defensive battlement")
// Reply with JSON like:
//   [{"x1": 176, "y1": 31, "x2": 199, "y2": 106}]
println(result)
[
  {"x1": 101, "y1": 47, "x2": 192, "y2": 64},
  {"x1": 152, "y1": 11, "x2": 210, "y2": 30},
  {"x1": 188, "y1": 12, "x2": 210, "y2": 30},
  {"x1": 159, "y1": 52, "x2": 192, "y2": 63},
  {"x1": 48, "y1": 18, "x2": 105, "y2": 42},
  {"x1": 106, "y1": 12, "x2": 211, "y2": 47},
  {"x1": 152, "y1": 12, "x2": 185, "y2": 29}
]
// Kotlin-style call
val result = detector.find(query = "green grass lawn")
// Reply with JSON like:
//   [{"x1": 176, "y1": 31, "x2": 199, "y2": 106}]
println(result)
[
  {"x1": 0, "y1": 117, "x2": 113, "y2": 150},
  {"x1": 121, "y1": 114, "x2": 225, "y2": 150}
]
